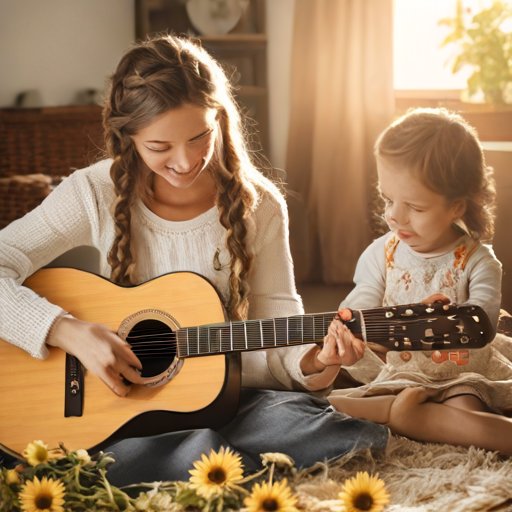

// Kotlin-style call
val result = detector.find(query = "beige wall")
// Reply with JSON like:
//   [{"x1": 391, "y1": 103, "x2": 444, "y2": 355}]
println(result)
[
  {"x1": 266, "y1": 0, "x2": 295, "y2": 172},
  {"x1": 484, "y1": 145, "x2": 512, "y2": 313},
  {"x1": 0, "y1": 0, "x2": 135, "y2": 107}
]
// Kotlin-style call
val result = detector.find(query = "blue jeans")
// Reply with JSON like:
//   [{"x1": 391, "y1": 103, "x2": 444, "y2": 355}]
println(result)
[{"x1": 105, "y1": 389, "x2": 389, "y2": 486}]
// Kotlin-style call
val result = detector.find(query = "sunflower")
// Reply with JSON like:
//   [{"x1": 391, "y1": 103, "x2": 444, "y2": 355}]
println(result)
[
  {"x1": 243, "y1": 479, "x2": 299, "y2": 512},
  {"x1": 338, "y1": 472, "x2": 390, "y2": 512},
  {"x1": 19, "y1": 476, "x2": 66, "y2": 512},
  {"x1": 189, "y1": 446, "x2": 244, "y2": 499}
]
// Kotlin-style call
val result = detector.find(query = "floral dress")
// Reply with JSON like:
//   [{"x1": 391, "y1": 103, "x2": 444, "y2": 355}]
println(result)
[{"x1": 330, "y1": 232, "x2": 512, "y2": 412}]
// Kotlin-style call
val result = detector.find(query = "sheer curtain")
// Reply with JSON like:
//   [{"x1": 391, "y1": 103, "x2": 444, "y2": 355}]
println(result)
[{"x1": 286, "y1": 0, "x2": 395, "y2": 284}]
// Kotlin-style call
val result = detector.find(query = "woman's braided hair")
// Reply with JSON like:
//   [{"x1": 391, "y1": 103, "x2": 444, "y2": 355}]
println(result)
[{"x1": 103, "y1": 34, "x2": 272, "y2": 320}]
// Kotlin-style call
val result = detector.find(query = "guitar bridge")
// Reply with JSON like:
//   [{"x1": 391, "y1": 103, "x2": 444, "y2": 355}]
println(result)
[{"x1": 65, "y1": 354, "x2": 84, "y2": 417}]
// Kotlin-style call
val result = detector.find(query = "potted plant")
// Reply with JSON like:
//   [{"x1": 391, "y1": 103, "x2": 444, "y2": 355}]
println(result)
[{"x1": 439, "y1": 0, "x2": 512, "y2": 106}]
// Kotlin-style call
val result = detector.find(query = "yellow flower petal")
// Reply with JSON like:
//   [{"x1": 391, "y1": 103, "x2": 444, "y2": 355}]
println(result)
[
  {"x1": 22, "y1": 441, "x2": 50, "y2": 467},
  {"x1": 6, "y1": 469, "x2": 21, "y2": 485},
  {"x1": 189, "y1": 446, "x2": 244, "y2": 499},
  {"x1": 19, "y1": 476, "x2": 66, "y2": 512},
  {"x1": 338, "y1": 472, "x2": 390, "y2": 512},
  {"x1": 244, "y1": 479, "x2": 299, "y2": 512}
]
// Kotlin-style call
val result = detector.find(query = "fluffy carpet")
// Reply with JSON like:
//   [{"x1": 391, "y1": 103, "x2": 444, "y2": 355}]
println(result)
[{"x1": 294, "y1": 436, "x2": 512, "y2": 512}]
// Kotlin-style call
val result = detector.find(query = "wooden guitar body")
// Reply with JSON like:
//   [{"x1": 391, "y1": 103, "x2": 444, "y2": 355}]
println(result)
[{"x1": 0, "y1": 269, "x2": 241, "y2": 456}]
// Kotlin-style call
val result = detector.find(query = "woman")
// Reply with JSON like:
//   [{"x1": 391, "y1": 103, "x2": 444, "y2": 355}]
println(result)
[{"x1": 0, "y1": 34, "x2": 388, "y2": 484}]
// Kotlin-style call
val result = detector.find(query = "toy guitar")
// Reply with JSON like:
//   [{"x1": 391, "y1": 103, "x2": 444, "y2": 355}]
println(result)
[{"x1": 0, "y1": 268, "x2": 493, "y2": 457}]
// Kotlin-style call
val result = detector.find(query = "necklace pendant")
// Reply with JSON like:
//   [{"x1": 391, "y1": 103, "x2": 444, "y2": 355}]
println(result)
[{"x1": 213, "y1": 248, "x2": 223, "y2": 271}]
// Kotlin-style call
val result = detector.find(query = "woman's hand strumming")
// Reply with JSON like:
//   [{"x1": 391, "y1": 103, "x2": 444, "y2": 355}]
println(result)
[{"x1": 46, "y1": 316, "x2": 144, "y2": 396}]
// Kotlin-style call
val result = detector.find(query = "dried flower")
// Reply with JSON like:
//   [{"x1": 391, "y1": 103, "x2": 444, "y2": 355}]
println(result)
[
  {"x1": 5, "y1": 469, "x2": 21, "y2": 485},
  {"x1": 74, "y1": 449, "x2": 91, "y2": 464},
  {"x1": 260, "y1": 453, "x2": 295, "y2": 468},
  {"x1": 135, "y1": 492, "x2": 153, "y2": 510}
]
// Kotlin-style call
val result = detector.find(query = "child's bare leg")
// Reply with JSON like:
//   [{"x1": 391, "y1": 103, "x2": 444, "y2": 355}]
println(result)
[
  {"x1": 388, "y1": 387, "x2": 512, "y2": 455},
  {"x1": 328, "y1": 395, "x2": 397, "y2": 424}
]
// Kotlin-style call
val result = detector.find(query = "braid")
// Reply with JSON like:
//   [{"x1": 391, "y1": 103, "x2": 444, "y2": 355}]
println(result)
[
  {"x1": 103, "y1": 59, "x2": 147, "y2": 285},
  {"x1": 213, "y1": 112, "x2": 257, "y2": 321},
  {"x1": 107, "y1": 147, "x2": 139, "y2": 285},
  {"x1": 217, "y1": 177, "x2": 253, "y2": 321}
]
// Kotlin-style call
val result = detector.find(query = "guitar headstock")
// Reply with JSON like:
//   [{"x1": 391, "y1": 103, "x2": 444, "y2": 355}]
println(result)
[{"x1": 355, "y1": 302, "x2": 493, "y2": 351}]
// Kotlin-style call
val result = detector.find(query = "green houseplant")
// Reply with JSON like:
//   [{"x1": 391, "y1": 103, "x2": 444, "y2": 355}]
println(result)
[{"x1": 439, "y1": 0, "x2": 512, "y2": 105}]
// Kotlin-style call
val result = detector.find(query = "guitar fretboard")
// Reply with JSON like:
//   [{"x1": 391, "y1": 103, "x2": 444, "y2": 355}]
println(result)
[{"x1": 176, "y1": 313, "x2": 337, "y2": 358}]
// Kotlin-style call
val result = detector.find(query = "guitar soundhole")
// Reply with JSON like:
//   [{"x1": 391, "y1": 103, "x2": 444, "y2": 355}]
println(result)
[{"x1": 125, "y1": 319, "x2": 176, "y2": 378}]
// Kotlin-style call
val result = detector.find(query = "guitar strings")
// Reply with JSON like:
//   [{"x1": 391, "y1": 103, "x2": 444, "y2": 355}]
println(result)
[{"x1": 125, "y1": 311, "x2": 462, "y2": 358}]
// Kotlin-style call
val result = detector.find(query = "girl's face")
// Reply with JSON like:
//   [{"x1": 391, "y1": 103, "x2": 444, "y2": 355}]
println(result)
[
  {"x1": 132, "y1": 104, "x2": 218, "y2": 190},
  {"x1": 377, "y1": 157, "x2": 466, "y2": 254}
]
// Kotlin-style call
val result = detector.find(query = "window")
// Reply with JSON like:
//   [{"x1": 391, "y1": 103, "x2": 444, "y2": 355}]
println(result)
[
  {"x1": 393, "y1": 0, "x2": 512, "y2": 141},
  {"x1": 394, "y1": 0, "x2": 503, "y2": 92}
]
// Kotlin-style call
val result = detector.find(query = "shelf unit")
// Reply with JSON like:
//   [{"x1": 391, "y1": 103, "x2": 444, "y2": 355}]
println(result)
[{"x1": 138, "y1": 0, "x2": 269, "y2": 154}]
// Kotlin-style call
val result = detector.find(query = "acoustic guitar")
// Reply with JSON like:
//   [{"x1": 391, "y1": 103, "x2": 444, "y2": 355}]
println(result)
[{"x1": 0, "y1": 268, "x2": 493, "y2": 457}]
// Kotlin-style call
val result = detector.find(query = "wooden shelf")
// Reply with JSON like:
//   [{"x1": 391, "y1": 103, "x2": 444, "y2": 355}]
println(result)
[
  {"x1": 140, "y1": 0, "x2": 269, "y2": 154},
  {"x1": 200, "y1": 33, "x2": 266, "y2": 50}
]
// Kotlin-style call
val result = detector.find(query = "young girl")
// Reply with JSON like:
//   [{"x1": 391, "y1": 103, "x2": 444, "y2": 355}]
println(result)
[
  {"x1": 326, "y1": 107, "x2": 512, "y2": 455},
  {"x1": 0, "y1": 34, "x2": 388, "y2": 484}
]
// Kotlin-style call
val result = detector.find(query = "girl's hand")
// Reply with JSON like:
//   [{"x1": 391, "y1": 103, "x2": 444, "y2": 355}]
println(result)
[
  {"x1": 46, "y1": 316, "x2": 145, "y2": 396},
  {"x1": 301, "y1": 309, "x2": 365, "y2": 375},
  {"x1": 421, "y1": 293, "x2": 451, "y2": 305},
  {"x1": 317, "y1": 309, "x2": 366, "y2": 367}
]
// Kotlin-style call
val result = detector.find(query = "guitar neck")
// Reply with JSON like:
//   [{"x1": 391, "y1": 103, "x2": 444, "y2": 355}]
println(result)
[
  {"x1": 176, "y1": 301, "x2": 494, "y2": 358},
  {"x1": 176, "y1": 312, "x2": 360, "y2": 358}
]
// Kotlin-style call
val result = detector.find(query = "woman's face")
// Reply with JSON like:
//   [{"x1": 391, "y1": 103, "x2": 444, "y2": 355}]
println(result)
[{"x1": 132, "y1": 104, "x2": 218, "y2": 190}]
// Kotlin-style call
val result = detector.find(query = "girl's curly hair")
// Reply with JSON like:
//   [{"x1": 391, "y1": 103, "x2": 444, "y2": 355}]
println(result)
[{"x1": 374, "y1": 107, "x2": 496, "y2": 241}]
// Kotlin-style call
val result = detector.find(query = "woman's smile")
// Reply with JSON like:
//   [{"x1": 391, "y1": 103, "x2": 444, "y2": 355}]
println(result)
[{"x1": 132, "y1": 104, "x2": 217, "y2": 191}]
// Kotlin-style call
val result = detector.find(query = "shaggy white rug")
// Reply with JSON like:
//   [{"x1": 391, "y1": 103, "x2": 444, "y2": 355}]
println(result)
[{"x1": 294, "y1": 436, "x2": 512, "y2": 512}]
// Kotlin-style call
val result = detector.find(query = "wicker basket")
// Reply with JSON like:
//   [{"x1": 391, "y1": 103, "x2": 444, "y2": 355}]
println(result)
[
  {"x1": 0, "y1": 106, "x2": 104, "y2": 178},
  {"x1": 0, "y1": 106, "x2": 104, "y2": 228},
  {"x1": 0, "y1": 174, "x2": 64, "y2": 229}
]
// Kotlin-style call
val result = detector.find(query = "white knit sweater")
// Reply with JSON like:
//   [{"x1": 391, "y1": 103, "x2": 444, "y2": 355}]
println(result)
[{"x1": 0, "y1": 160, "x2": 333, "y2": 391}]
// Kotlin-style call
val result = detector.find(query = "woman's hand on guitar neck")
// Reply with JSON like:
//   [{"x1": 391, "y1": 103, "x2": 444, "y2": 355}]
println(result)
[
  {"x1": 301, "y1": 309, "x2": 366, "y2": 375},
  {"x1": 46, "y1": 316, "x2": 144, "y2": 397}
]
